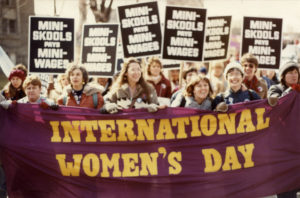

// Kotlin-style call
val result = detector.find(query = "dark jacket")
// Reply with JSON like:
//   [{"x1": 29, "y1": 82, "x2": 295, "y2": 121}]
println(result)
[
  {"x1": 1, "y1": 89, "x2": 26, "y2": 101},
  {"x1": 212, "y1": 88, "x2": 261, "y2": 109},
  {"x1": 267, "y1": 83, "x2": 296, "y2": 97}
]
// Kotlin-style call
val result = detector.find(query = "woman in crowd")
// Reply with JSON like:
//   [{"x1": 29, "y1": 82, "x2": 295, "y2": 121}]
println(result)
[
  {"x1": 104, "y1": 57, "x2": 160, "y2": 114},
  {"x1": 146, "y1": 57, "x2": 172, "y2": 98},
  {"x1": 47, "y1": 74, "x2": 69, "y2": 102},
  {"x1": 57, "y1": 64, "x2": 104, "y2": 109},
  {"x1": 208, "y1": 61, "x2": 227, "y2": 97},
  {"x1": 240, "y1": 53, "x2": 268, "y2": 99},
  {"x1": 1, "y1": 64, "x2": 27, "y2": 101},
  {"x1": 268, "y1": 61, "x2": 300, "y2": 102},
  {"x1": 212, "y1": 62, "x2": 261, "y2": 112},
  {"x1": 172, "y1": 75, "x2": 213, "y2": 110}
]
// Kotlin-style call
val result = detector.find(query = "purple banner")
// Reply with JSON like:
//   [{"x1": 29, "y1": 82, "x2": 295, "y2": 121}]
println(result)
[{"x1": 0, "y1": 92, "x2": 300, "y2": 198}]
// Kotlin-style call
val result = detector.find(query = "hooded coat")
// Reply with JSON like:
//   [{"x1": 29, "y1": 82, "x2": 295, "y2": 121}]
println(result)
[{"x1": 57, "y1": 83, "x2": 104, "y2": 109}]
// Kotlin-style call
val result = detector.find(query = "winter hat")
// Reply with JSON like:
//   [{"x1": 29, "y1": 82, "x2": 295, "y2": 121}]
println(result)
[
  {"x1": 199, "y1": 67, "x2": 207, "y2": 75},
  {"x1": 278, "y1": 61, "x2": 299, "y2": 79},
  {"x1": 224, "y1": 62, "x2": 244, "y2": 79},
  {"x1": 8, "y1": 69, "x2": 26, "y2": 81}
]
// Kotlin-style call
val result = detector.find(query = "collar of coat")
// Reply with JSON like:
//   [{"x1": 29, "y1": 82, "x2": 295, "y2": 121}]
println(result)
[
  {"x1": 64, "y1": 83, "x2": 103, "y2": 96},
  {"x1": 118, "y1": 83, "x2": 144, "y2": 98}
]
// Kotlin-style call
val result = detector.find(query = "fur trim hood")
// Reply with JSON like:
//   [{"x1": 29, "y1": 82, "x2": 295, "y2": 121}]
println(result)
[{"x1": 63, "y1": 83, "x2": 104, "y2": 96}]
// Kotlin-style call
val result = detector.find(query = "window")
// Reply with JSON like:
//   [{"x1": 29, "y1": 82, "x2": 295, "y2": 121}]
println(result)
[
  {"x1": 3, "y1": 0, "x2": 16, "y2": 6},
  {"x1": 2, "y1": 18, "x2": 17, "y2": 34},
  {"x1": 9, "y1": 19, "x2": 16, "y2": 33}
]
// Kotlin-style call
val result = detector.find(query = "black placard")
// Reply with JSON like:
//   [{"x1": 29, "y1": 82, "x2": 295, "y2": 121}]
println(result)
[
  {"x1": 118, "y1": 2, "x2": 162, "y2": 58},
  {"x1": 204, "y1": 16, "x2": 231, "y2": 61},
  {"x1": 241, "y1": 17, "x2": 282, "y2": 69},
  {"x1": 162, "y1": 6, "x2": 206, "y2": 61},
  {"x1": 81, "y1": 24, "x2": 118, "y2": 77},
  {"x1": 29, "y1": 16, "x2": 74, "y2": 73}
]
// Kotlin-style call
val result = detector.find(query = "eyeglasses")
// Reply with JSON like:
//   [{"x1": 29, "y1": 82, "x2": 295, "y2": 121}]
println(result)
[{"x1": 243, "y1": 63, "x2": 255, "y2": 69}]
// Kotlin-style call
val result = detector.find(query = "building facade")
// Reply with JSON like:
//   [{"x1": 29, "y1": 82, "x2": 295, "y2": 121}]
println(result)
[{"x1": 0, "y1": 0, "x2": 34, "y2": 65}]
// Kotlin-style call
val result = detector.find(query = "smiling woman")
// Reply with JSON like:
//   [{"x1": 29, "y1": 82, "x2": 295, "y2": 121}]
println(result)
[{"x1": 103, "y1": 57, "x2": 160, "y2": 113}]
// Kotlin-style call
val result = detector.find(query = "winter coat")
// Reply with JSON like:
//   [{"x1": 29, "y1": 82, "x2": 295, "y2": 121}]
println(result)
[
  {"x1": 1, "y1": 89, "x2": 26, "y2": 101},
  {"x1": 212, "y1": 88, "x2": 261, "y2": 110},
  {"x1": 184, "y1": 96, "x2": 212, "y2": 110},
  {"x1": 147, "y1": 74, "x2": 172, "y2": 98},
  {"x1": 268, "y1": 84, "x2": 291, "y2": 97},
  {"x1": 57, "y1": 83, "x2": 104, "y2": 109},
  {"x1": 172, "y1": 94, "x2": 212, "y2": 110},
  {"x1": 104, "y1": 83, "x2": 158, "y2": 107}
]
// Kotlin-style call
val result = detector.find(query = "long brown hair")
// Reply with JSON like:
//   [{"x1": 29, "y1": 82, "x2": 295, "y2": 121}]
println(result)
[{"x1": 110, "y1": 57, "x2": 152, "y2": 101}]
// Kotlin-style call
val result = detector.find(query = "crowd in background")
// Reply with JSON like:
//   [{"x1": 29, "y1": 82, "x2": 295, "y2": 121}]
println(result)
[
  {"x1": 0, "y1": 53, "x2": 300, "y2": 198},
  {"x1": 1, "y1": 52, "x2": 299, "y2": 113}
]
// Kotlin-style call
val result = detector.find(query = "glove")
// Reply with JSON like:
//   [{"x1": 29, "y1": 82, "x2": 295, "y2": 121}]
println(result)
[
  {"x1": 215, "y1": 102, "x2": 228, "y2": 112},
  {"x1": 104, "y1": 103, "x2": 119, "y2": 114},
  {"x1": 147, "y1": 103, "x2": 158, "y2": 113},
  {"x1": 117, "y1": 99, "x2": 131, "y2": 109},
  {"x1": 267, "y1": 96, "x2": 278, "y2": 107},
  {"x1": 50, "y1": 104, "x2": 59, "y2": 111},
  {"x1": 291, "y1": 84, "x2": 300, "y2": 92},
  {"x1": 0, "y1": 100, "x2": 12, "y2": 109},
  {"x1": 134, "y1": 101, "x2": 148, "y2": 109},
  {"x1": 40, "y1": 102, "x2": 50, "y2": 109}
]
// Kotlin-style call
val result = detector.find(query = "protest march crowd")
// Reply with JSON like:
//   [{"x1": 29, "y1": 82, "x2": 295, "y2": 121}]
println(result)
[
  {"x1": 1, "y1": 1, "x2": 300, "y2": 198},
  {"x1": 0, "y1": 52, "x2": 300, "y2": 198}
]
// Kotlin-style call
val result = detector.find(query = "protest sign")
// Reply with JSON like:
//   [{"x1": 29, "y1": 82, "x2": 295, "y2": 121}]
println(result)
[
  {"x1": 81, "y1": 24, "x2": 118, "y2": 77},
  {"x1": 161, "y1": 59, "x2": 180, "y2": 70},
  {"x1": 162, "y1": 6, "x2": 206, "y2": 61},
  {"x1": 0, "y1": 46, "x2": 14, "y2": 77},
  {"x1": 118, "y1": 2, "x2": 162, "y2": 58},
  {"x1": 29, "y1": 16, "x2": 74, "y2": 74},
  {"x1": 204, "y1": 16, "x2": 231, "y2": 61},
  {"x1": 1, "y1": 92, "x2": 300, "y2": 198},
  {"x1": 241, "y1": 17, "x2": 282, "y2": 69}
]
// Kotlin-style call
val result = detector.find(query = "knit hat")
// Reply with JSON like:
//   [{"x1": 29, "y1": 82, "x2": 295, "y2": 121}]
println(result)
[
  {"x1": 224, "y1": 62, "x2": 244, "y2": 79},
  {"x1": 278, "y1": 61, "x2": 299, "y2": 79},
  {"x1": 8, "y1": 69, "x2": 26, "y2": 81}
]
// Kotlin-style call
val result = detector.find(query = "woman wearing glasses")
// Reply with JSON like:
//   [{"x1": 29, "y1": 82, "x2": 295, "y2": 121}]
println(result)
[{"x1": 240, "y1": 53, "x2": 268, "y2": 99}]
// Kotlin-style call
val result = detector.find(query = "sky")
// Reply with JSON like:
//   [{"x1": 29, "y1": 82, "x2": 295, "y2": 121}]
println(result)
[{"x1": 34, "y1": 0, "x2": 300, "y2": 33}]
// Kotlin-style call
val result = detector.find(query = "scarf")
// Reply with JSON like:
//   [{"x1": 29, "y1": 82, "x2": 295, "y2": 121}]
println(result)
[
  {"x1": 71, "y1": 86, "x2": 84, "y2": 105},
  {"x1": 243, "y1": 76, "x2": 259, "y2": 93}
]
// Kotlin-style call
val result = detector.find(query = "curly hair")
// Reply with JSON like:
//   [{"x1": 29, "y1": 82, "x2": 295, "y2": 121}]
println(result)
[
  {"x1": 66, "y1": 64, "x2": 89, "y2": 85},
  {"x1": 184, "y1": 75, "x2": 213, "y2": 98}
]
